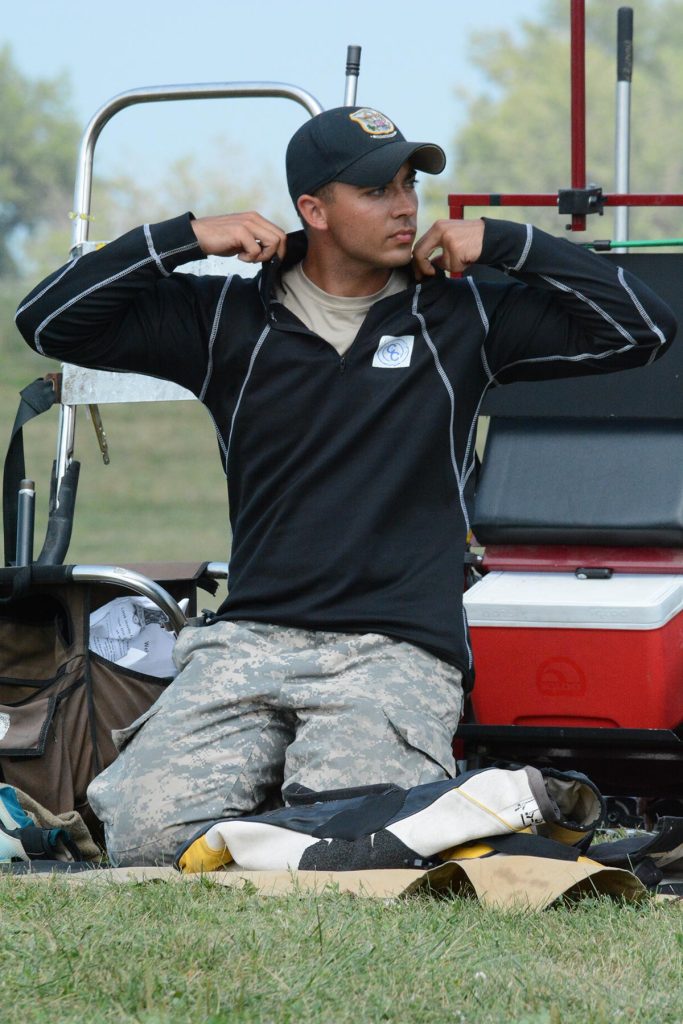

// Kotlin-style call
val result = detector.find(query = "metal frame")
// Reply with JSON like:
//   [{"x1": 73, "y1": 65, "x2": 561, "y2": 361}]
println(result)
[
  {"x1": 448, "y1": 2, "x2": 683, "y2": 234},
  {"x1": 69, "y1": 81, "x2": 323, "y2": 250},
  {"x1": 55, "y1": 81, "x2": 324, "y2": 499},
  {"x1": 68, "y1": 560, "x2": 229, "y2": 633},
  {"x1": 448, "y1": 192, "x2": 683, "y2": 221}
]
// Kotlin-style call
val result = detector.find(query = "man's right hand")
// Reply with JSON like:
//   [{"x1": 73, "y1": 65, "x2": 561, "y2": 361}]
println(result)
[{"x1": 191, "y1": 213, "x2": 287, "y2": 264}]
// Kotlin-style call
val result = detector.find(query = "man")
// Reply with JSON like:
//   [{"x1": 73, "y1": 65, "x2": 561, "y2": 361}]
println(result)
[{"x1": 15, "y1": 106, "x2": 676, "y2": 865}]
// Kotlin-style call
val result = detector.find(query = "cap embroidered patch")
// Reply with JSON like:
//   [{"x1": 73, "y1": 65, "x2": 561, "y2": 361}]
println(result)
[
  {"x1": 349, "y1": 108, "x2": 397, "y2": 138},
  {"x1": 0, "y1": 712, "x2": 10, "y2": 742}
]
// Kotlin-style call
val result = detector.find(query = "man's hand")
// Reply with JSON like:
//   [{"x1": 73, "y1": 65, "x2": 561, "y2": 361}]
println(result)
[
  {"x1": 191, "y1": 212, "x2": 287, "y2": 264},
  {"x1": 412, "y1": 219, "x2": 485, "y2": 280}
]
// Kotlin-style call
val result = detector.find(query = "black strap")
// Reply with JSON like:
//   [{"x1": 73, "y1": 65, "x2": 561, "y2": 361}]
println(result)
[
  {"x1": 3, "y1": 378, "x2": 57, "y2": 566},
  {"x1": 590, "y1": 816, "x2": 683, "y2": 868},
  {"x1": 283, "y1": 782, "x2": 408, "y2": 843},
  {"x1": 486, "y1": 833, "x2": 583, "y2": 862},
  {"x1": 284, "y1": 781, "x2": 404, "y2": 806},
  {"x1": 9, "y1": 824, "x2": 83, "y2": 862}
]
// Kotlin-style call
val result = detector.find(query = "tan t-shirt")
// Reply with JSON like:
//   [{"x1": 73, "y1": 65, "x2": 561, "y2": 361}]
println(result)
[{"x1": 276, "y1": 263, "x2": 409, "y2": 356}]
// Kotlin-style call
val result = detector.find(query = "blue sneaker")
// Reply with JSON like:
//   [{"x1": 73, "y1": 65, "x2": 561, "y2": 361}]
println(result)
[
  {"x1": 0, "y1": 785, "x2": 32, "y2": 864},
  {"x1": 0, "y1": 784, "x2": 83, "y2": 865}
]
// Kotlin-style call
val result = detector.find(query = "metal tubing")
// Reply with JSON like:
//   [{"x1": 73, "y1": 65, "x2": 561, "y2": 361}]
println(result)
[
  {"x1": 70, "y1": 82, "x2": 324, "y2": 248},
  {"x1": 614, "y1": 8, "x2": 634, "y2": 249},
  {"x1": 344, "y1": 46, "x2": 362, "y2": 106},
  {"x1": 72, "y1": 564, "x2": 187, "y2": 632},
  {"x1": 15, "y1": 480, "x2": 35, "y2": 566},
  {"x1": 448, "y1": 193, "x2": 683, "y2": 220},
  {"x1": 570, "y1": 0, "x2": 587, "y2": 230},
  {"x1": 54, "y1": 403, "x2": 76, "y2": 508}
]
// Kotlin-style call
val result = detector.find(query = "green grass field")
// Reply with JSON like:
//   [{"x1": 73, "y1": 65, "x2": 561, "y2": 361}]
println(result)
[
  {"x1": 2, "y1": 280, "x2": 683, "y2": 1023},
  {"x1": 1, "y1": 879, "x2": 682, "y2": 1024}
]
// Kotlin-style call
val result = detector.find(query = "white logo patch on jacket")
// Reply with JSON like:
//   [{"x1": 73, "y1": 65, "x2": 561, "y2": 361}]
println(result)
[{"x1": 372, "y1": 335, "x2": 414, "y2": 369}]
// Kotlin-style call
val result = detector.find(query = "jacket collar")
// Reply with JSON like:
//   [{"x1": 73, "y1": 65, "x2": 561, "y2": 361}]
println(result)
[
  {"x1": 258, "y1": 230, "x2": 308, "y2": 305},
  {"x1": 257, "y1": 229, "x2": 442, "y2": 307}
]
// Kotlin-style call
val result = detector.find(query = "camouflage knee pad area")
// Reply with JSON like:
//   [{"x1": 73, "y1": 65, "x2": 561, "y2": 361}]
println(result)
[{"x1": 87, "y1": 621, "x2": 463, "y2": 865}]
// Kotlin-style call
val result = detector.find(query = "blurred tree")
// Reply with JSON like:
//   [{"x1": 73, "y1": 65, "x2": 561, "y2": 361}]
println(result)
[
  {"x1": 429, "y1": 0, "x2": 683, "y2": 240},
  {"x1": 0, "y1": 45, "x2": 80, "y2": 276}
]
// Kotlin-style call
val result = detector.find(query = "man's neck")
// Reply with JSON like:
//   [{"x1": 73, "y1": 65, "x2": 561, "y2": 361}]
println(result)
[{"x1": 301, "y1": 249, "x2": 392, "y2": 297}]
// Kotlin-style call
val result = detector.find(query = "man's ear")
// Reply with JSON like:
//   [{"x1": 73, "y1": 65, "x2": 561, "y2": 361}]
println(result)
[{"x1": 297, "y1": 194, "x2": 329, "y2": 231}]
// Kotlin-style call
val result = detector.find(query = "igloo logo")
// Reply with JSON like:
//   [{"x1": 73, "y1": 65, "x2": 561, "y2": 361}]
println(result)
[{"x1": 536, "y1": 658, "x2": 586, "y2": 697}]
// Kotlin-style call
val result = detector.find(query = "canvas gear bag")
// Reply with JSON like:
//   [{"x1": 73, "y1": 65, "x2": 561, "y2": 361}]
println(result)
[
  {"x1": 175, "y1": 765, "x2": 604, "y2": 874},
  {"x1": 0, "y1": 564, "x2": 172, "y2": 837}
]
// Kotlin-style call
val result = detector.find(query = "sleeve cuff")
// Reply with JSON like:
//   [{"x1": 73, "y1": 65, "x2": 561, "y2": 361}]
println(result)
[
  {"x1": 479, "y1": 217, "x2": 534, "y2": 271},
  {"x1": 144, "y1": 213, "x2": 205, "y2": 274}
]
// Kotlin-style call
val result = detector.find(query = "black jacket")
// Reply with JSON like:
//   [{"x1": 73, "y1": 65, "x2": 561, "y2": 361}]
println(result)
[{"x1": 15, "y1": 214, "x2": 677, "y2": 679}]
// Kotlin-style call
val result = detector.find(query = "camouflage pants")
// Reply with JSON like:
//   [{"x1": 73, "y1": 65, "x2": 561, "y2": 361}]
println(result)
[{"x1": 87, "y1": 620, "x2": 463, "y2": 866}]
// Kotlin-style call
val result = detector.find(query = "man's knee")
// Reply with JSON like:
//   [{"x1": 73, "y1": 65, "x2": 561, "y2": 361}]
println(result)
[{"x1": 87, "y1": 761, "x2": 190, "y2": 865}]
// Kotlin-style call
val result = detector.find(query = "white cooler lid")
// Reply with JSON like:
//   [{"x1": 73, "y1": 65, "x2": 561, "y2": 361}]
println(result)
[{"x1": 463, "y1": 572, "x2": 683, "y2": 629}]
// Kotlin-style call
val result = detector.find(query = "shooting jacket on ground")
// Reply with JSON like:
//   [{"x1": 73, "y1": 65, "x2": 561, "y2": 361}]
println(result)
[
  {"x1": 174, "y1": 764, "x2": 604, "y2": 873},
  {"x1": 15, "y1": 215, "x2": 677, "y2": 680}
]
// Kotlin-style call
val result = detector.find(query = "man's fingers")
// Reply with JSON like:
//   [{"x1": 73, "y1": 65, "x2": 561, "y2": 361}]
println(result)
[
  {"x1": 412, "y1": 219, "x2": 484, "y2": 279},
  {"x1": 234, "y1": 228, "x2": 265, "y2": 262},
  {"x1": 256, "y1": 231, "x2": 287, "y2": 261},
  {"x1": 411, "y1": 236, "x2": 438, "y2": 280},
  {"x1": 192, "y1": 213, "x2": 287, "y2": 260},
  {"x1": 240, "y1": 214, "x2": 287, "y2": 261}
]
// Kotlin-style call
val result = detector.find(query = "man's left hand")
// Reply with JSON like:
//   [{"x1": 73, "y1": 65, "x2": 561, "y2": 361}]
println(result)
[{"x1": 412, "y1": 219, "x2": 485, "y2": 280}]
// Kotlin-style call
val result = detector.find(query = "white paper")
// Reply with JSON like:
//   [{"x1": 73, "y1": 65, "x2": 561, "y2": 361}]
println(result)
[{"x1": 89, "y1": 596, "x2": 185, "y2": 678}]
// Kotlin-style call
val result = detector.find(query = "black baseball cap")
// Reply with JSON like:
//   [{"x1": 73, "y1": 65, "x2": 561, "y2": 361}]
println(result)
[{"x1": 286, "y1": 106, "x2": 446, "y2": 205}]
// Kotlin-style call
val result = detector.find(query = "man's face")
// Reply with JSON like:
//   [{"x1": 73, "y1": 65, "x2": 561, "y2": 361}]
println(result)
[{"x1": 314, "y1": 162, "x2": 419, "y2": 271}]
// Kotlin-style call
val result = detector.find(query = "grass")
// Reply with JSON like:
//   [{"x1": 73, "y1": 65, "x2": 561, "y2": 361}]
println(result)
[{"x1": 1, "y1": 879, "x2": 682, "y2": 1024}]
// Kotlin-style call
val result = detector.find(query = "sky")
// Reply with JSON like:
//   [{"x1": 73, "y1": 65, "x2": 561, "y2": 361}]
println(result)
[{"x1": 2, "y1": 0, "x2": 548, "y2": 230}]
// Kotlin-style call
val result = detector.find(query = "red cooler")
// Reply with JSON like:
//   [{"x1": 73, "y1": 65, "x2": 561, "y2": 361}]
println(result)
[{"x1": 463, "y1": 572, "x2": 683, "y2": 730}]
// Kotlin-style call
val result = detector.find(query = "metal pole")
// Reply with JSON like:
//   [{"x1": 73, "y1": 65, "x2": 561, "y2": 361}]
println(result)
[
  {"x1": 54, "y1": 403, "x2": 76, "y2": 507},
  {"x1": 614, "y1": 7, "x2": 634, "y2": 251},
  {"x1": 344, "y1": 46, "x2": 362, "y2": 106},
  {"x1": 570, "y1": 0, "x2": 587, "y2": 231},
  {"x1": 15, "y1": 479, "x2": 35, "y2": 566},
  {"x1": 69, "y1": 82, "x2": 324, "y2": 249}
]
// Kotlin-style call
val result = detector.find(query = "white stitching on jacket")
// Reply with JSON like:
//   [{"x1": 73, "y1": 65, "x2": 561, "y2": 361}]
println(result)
[
  {"x1": 226, "y1": 324, "x2": 271, "y2": 467},
  {"x1": 15, "y1": 257, "x2": 81, "y2": 318},
  {"x1": 539, "y1": 273, "x2": 637, "y2": 345},
  {"x1": 144, "y1": 224, "x2": 171, "y2": 277},
  {"x1": 31, "y1": 239, "x2": 199, "y2": 358},
  {"x1": 486, "y1": 341, "x2": 637, "y2": 385},
  {"x1": 467, "y1": 277, "x2": 490, "y2": 336},
  {"x1": 412, "y1": 287, "x2": 470, "y2": 533},
  {"x1": 617, "y1": 266, "x2": 667, "y2": 345},
  {"x1": 33, "y1": 255, "x2": 157, "y2": 353},
  {"x1": 512, "y1": 224, "x2": 533, "y2": 272},
  {"x1": 199, "y1": 275, "x2": 233, "y2": 402},
  {"x1": 467, "y1": 277, "x2": 496, "y2": 385}
]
